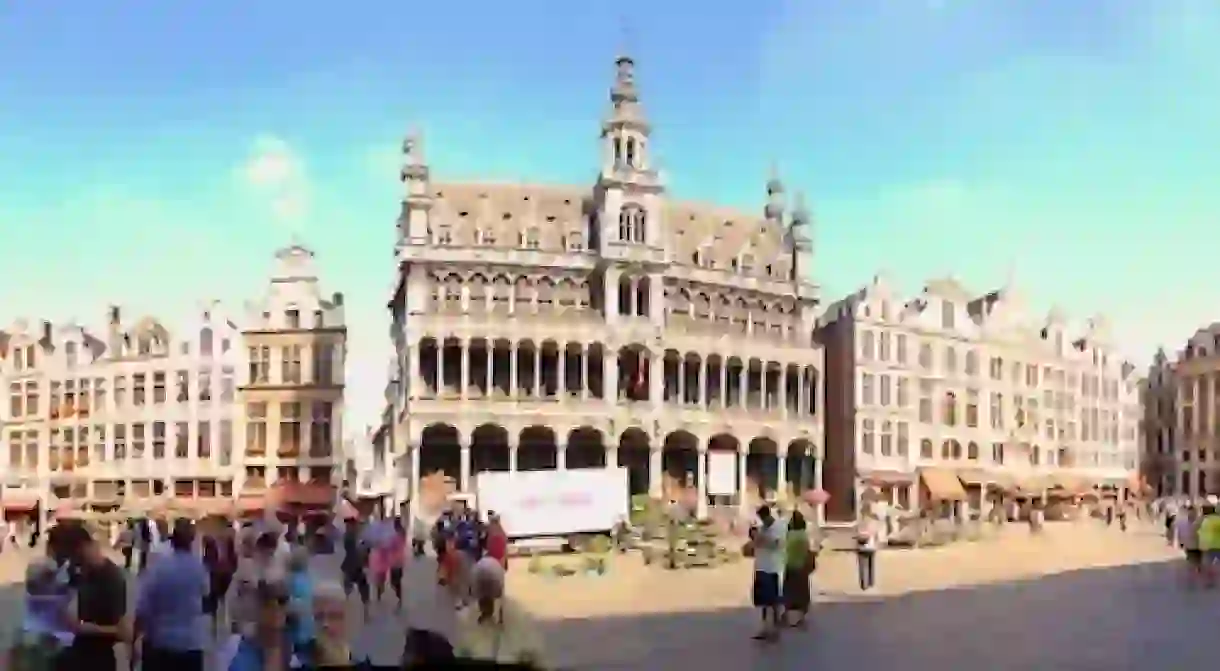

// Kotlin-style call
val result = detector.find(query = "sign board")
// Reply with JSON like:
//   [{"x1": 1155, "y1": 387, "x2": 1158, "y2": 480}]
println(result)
[
  {"x1": 475, "y1": 468, "x2": 629, "y2": 538},
  {"x1": 707, "y1": 451, "x2": 737, "y2": 496}
]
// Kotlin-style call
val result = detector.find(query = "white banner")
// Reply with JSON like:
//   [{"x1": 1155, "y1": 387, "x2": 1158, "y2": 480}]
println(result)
[{"x1": 707, "y1": 451, "x2": 737, "y2": 496}]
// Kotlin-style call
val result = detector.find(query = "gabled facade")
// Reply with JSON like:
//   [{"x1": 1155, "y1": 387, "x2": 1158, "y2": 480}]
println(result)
[
  {"x1": 818, "y1": 274, "x2": 1142, "y2": 521},
  {"x1": 1166, "y1": 324, "x2": 1220, "y2": 497}
]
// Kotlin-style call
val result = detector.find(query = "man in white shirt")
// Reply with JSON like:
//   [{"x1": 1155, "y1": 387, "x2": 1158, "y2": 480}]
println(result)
[{"x1": 748, "y1": 505, "x2": 786, "y2": 641}]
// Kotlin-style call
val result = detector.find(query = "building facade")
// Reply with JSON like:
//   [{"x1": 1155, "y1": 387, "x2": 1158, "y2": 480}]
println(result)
[
  {"x1": 236, "y1": 243, "x2": 347, "y2": 500},
  {"x1": 1141, "y1": 349, "x2": 1175, "y2": 496},
  {"x1": 1167, "y1": 325, "x2": 1220, "y2": 498},
  {"x1": 387, "y1": 53, "x2": 824, "y2": 521},
  {"x1": 0, "y1": 243, "x2": 347, "y2": 521},
  {"x1": 818, "y1": 274, "x2": 1142, "y2": 521}
]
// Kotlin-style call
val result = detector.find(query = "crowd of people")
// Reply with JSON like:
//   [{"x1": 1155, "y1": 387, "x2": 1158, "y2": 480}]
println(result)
[
  {"x1": 1160, "y1": 497, "x2": 1220, "y2": 588},
  {"x1": 7, "y1": 505, "x2": 540, "y2": 671}
]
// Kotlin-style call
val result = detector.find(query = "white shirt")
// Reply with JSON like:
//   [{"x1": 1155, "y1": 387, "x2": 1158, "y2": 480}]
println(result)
[
  {"x1": 752, "y1": 519, "x2": 787, "y2": 575},
  {"x1": 1176, "y1": 516, "x2": 1200, "y2": 549}
]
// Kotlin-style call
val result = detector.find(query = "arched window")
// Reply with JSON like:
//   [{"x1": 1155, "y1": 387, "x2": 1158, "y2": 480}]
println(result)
[
  {"x1": 613, "y1": 138, "x2": 623, "y2": 166},
  {"x1": 618, "y1": 209, "x2": 631, "y2": 241},
  {"x1": 626, "y1": 138, "x2": 636, "y2": 167},
  {"x1": 200, "y1": 327, "x2": 214, "y2": 356},
  {"x1": 632, "y1": 208, "x2": 647, "y2": 242},
  {"x1": 943, "y1": 391, "x2": 957, "y2": 426}
]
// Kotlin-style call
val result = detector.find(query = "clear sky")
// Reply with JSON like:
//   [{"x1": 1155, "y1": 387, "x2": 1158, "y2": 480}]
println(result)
[{"x1": 3, "y1": 0, "x2": 1217, "y2": 428}]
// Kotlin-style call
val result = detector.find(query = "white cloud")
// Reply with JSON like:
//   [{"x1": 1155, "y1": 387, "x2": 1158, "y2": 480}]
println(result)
[{"x1": 239, "y1": 134, "x2": 310, "y2": 229}]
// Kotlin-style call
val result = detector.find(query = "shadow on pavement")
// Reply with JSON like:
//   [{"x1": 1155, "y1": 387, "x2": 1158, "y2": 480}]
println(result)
[{"x1": 540, "y1": 559, "x2": 1217, "y2": 671}]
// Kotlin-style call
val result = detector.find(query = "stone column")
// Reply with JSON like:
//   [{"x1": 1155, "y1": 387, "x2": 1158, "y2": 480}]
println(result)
[
  {"x1": 739, "y1": 366, "x2": 748, "y2": 410},
  {"x1": 720, "y1": 363, "x2": 728, "y2": 409},
  {"x1": 696, "y1": 448, "x2": 709, "y2": 519},
  {"x1": 508, "y1": 437, "x2": 519, "y2": 473},
  {"x1": 607, "y1": 444, "x2": 618, "y2": 469},
  {"x1": 677, "y1": 358, "x2": 685, "y2": 404},
  {"x1": 604, "y1": 267, "x2": 619, "y2": 326},
  {"x1": 485, "y1": 346, "x2": 493, "y2": 394},
  {"x1": 407, "y1": 343, "x2": 419, "y2": 400},
  {"x1": 532, "y1": 349, "x2": 542, "y2": 397},
  {"x1": 459, "y1": 442, "x2": 471, "y2": 493},
  {"x1": 580, "y1": 346, "x2": 590, "y2": 401},
  {"x1": 605, "y1": 353, "x2": 619, "y2": 403},
  {"x1": 649, "y1": 447, "x2": 662, "y2": 498},
  {"x1": 509, "y1": 343, "x2": 519, "y2": 399},
  {"x1": 557, "y1": 346, "x2": 566, "y2": 398},
  {"x1": 408, "y1": 444, "x2": 421, "y2": 523},
  {"x1": 649, "y1": 351, "x2": 663, "y2": 405},
  {"x1": 737, "y1": 448, "x2": 749, "y2": 516},
  {"x1": 556, "y1": 442, "x2": 567, "y2": 470},
  {"x1": 776, "y1": 452, "x2": 787, "y2": 502},
  {"x1": 437, "y1": 342, "x2": 446, "y2": 394}
]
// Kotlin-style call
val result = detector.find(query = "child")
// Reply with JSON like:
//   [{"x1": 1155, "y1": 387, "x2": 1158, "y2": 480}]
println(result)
[{"x1": 8, "y1": 558, "x2": 74, "y2": 671}]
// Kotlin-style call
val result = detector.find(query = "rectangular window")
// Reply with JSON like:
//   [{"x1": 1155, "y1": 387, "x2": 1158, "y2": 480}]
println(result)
[
  {"x1": 313, "y1": 345, "x2": 333, "y2": 385},
  {"x1": 310, "y1": 402, "x2": 333, "y2": 457},
  {"x1": 153, "y1": 372, "x2": 166, "y2": 404},
  {"x1": 177, "y1": 370, "x2": 190, "y2": 402},
  {"x1": 9, "y1": 382, "x2": 22, "y2": 419},
  {"x1": 245, "y1": 402, "x2": 267, "y2": 456},
  {"x1": 279, "y1": 402, "x2": 301, "y2": 457},
  {"x1": 132, "y1": 423, "x2": 145, "y2": 459},
  {"x1": 249, "y1": 347, "x2": 270, "y2": 384},
  {"x1": 283, "y1": 346, "x2": 302, "y2": 384},
  {"x1": 219, "y1": 420, "x2": 233, "y2": 467},
  {"x1": 175, "y1": 422, "x2": 190, "y2": 459},
  {"x1": 861, "y1": 373, "x2": 875, "y2": 405},
  {"x1": 221, "y1": 367, "x2": 235, "y2": 402},
  {"x1": 114, "y1": 425, "x2": 126, "y2": 460},
  {"x1": 152, "y1": 421, "x2": 165, "y2": 459},
  {"x1": 286, "y1": 309, "x2": 300, "y2": 329},
  {"x1": 895, "y1": 334, "x2": 907, "y2": 364},
  {"x1": 133, "y1": 374, "x2": 146, "y2": 406},
  {"x1": 197, "y1": 421, "x2": 212, "y2": 459}
]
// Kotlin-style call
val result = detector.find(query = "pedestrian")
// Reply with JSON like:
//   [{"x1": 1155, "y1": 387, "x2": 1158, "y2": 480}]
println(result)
[
  {"x1": 10, "y1": 557, "x2": 74, "y2": 671},
  {"x1": 1165, "y1": 499, "x2": 1179, "y2": 546},
  {"x1": 782, "y1": 510, "x2": 814, "y2": 628},
  {"x1": 134, "y1": 519, "x2": 209, "y2": 671},
  {"x1": 387, "y1": 517, "x2": 408, "y2": 611},
  {"x1": 116, "y1": 522, "x2": 134, "y2": 571},
  {"x1": 1197, "y1": 504, "x2": 1220, "y2": 588},
  {"x1": 1117, "y1": 505, "x2": 1128, "y2": 532},
  {"x1": 454, "y1": 557, "x2": 545, "y2": 665},
  {"x1": 1176, "y1": 505, "x2": 1202, "y2": 587},
  {"x1": 202, "y1": 522, "x2": 238, "y2": 635},
  {"x1": 484, "y1": 513, "x2": 509, "y2": 572},
  {"x1": 135, "y1": 517, "x2": 152, "y2": 571},
  {"x1": 215, "y1": 580, "x2": 297, "y2": 670},
  {"x1": 55, "y1": 524, "x2": 130, "y2": 671},
  {"x1": 231, "y1": 531, "x2": 285, "y2": 637},
  {"x1": 745, "y1": 505, "x2": 785, "y2": 642},
  {"x1": 307, "y1": 581, "x2": 360, "y2": 667},
  {"x1": 855, "y1": 514, "x2": 879, "y2": 592},
  {"x1": 285, "y1": 546, "x2": 316, "y2": 657},
  {"x1": 340, "y1": 519, "x2": 371, "y2": 622},
  {"x1": 369, "y1": 523, "x2": 392, "y2": 604}
]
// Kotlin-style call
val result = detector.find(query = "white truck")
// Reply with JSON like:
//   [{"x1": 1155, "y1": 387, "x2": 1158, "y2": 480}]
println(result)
[{"x1": 474, "y1": 467, "x2": 629, "y2": 541}]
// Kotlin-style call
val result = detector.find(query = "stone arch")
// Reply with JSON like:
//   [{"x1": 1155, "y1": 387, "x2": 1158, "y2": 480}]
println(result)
[
  {"x1": 517, "y1": 425, "x2": 557, "y2": 471},
  {"x1": 470, "y1": 423, "x2": 509, "y2": 476},
  {"x1": 513, "y1": 276, "x2": 533, "y2": 313},
  {"x1": 619, "y1": 427, "x2": 651, "y2": 496},
  {"x1": 515, "y1": 339, "x2": 539, "y2": 397},
  {"x1": 440, "y1": 337, "x2": 462, "y2": 395},
  {"x1": 566, "y1": 426, "x2": 606, "y2": 470},
  {"x1": 920, "y1": 438, "x2": 934, "y2": 459},
  {"x1": 490, "y1": 337, "x2": 513, "y2": 398},
  {"x1": 539, "y1": 339, "x2": 561, "y2": 397},
  {"x1": 467, "y1": 337, "x2": 491, "y2": 398},
  {"x1": 468, "y1": 273, "x2": 489, "y2": 312},
  {"x1": 490, "y1": 275, "x2": 512, "y2": 313},
  {"x1": 617, "y1": 344, "x2": 651, "y2": 402},
  {"x1": 704, "y1": 354, "x2": 725, "y2": 407},
  {"x1": 419, "y1": 423, "x2": 461, "y2": 489},
  {"x1": 418, "y1": 337, "x2": 440, "y2": 396},
  {"x1": 681, "y1": 352, "x2": 703, "y2": 405},
  {"x1": 586, "y1": 341, "x2": 607, "y2": 399},
  {"x1": 786, "y1": 438, "x2": 816, "y2": 498},
  {"x1": 662, "y1": 349, "x2": 682, "y2": 402},
  {"x1": 746, "y1": 436, "x2": 780, "y2": 505},
  {"x1": 725, "y1": 356, "x2": 745, "y2": 407},
  {"x1": 661, "y1": 431, "x2": 699, "y2": 502}
]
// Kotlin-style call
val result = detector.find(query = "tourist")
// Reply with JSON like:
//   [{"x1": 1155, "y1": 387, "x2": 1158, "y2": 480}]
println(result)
[
  {"x1": 455, "y1": 556, "x2": 545, "y2": 665},
  {"x1": 1165, "y1": 498, "x2": 1179, "y2": 546},
  {"x1": 134, "y1": 519, "x2": 209, "y2": 671},
  {"x1": 116, "y1": 522, "x2": 134, "y2": 571},
  {"x1": 306, "y1": 581, "x2": 360, "y2": 666},
  {"x1": 747, "y1": 504, "x2": 785, "y2": 642},
  {"x1": 340, "y1": 518, "x2": 372, "y2": 622},
  {"x1": 135, "y1": 517, "x2": 152, "y2": 571},
  {"x1": 387, "y1": 517, "x2": 409, "y2": 610},
  {"x1": 202, "y1": 522, "x2": 238, "y2": 635},
  {"x1": 855, "y1": 514, "x2": 880, "y2": 591},
  {"x1": 782, "y1": 510, "x2": 814, "y2": 628},
  {"x1": 216, "y1": 580, "x2": 297, "y2": 670},
  {"x1": 1176, "y1": 505, "x2": 1202, "y2": 587},
  {"x1": 56, "y1": 524, "x2": 130, "y2": 671},
  {"x1": 369, "y1": 519, "x2": 393, "y2": 603},
  {"x1": 232, "y1": 532, "x2": 286, "y2": 637},
  {"x1": 484, "y1": 513, "x2": 509, "y2": 571},
  {"x1": 285, "y1": 546, "x2": 321, "y2": 661},
  {"x1": 1197, "y1": 504, "x2": 1220, "y2": 588},
  {"x1": 10, "y1": 557, "x2": 74, "y2": 671}
]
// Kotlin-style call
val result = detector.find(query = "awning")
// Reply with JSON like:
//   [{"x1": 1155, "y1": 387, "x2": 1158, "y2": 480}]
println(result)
[
  {"x1": 860, "y1": 470, "x2": 916, "y2": 485},
  {"x1": 987, "y1": 473, "x2": 1018, "y2": 492},
  {"x1": 1048, "y1": 473, "x2": 1088, "y2": 495},
  {"x1": 1015, "y1": 475, "x2": 1050, "y2": 496},
  {"x1": 269, "y1": 481, "x2": 335, "y2": 507},
  {"x1": 957, "y1": 469, "x2": 990, "y2": 487},
  {"x1": 920, "y1": 468, "x2": 967, "y2": 501},
  {"x1": 2, "y1": 494, "x2": 40, "y2": 512}
]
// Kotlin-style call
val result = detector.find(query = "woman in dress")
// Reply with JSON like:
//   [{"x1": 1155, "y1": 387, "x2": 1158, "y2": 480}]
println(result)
[
  {"x1": 387, "y1": 517, "x2": 408, "y2": 611},
  {"x1": 781, "y1": 510, "x2": 814, "y2": 627}
]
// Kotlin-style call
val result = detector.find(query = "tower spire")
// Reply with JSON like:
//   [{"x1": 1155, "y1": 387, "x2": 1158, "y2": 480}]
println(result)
[
  {"x1": 765, "y1": 161, "x2": 785, "y2": 222},
  {"x1": 398, "y1": 126, "x2": 433, "y2": 243}
]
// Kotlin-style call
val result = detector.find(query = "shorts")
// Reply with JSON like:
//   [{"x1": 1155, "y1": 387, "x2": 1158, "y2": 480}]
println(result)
[
  {"x1": 1185, "y1": 549, "x2": 1202, "y2": 565},
  {"x1": 751, "y1": 570, "x2": 781, "y2": 608}
]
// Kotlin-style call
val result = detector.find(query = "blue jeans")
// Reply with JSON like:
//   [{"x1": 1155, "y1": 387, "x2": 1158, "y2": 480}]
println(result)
[{"x1": 856, "y1": 550, "x2": 876, "y2": 591}]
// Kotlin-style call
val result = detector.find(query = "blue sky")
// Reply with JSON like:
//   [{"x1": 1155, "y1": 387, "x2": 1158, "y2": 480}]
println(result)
[{"x1": 3, "y1": 0, "x2": 1218, "y2": 427}]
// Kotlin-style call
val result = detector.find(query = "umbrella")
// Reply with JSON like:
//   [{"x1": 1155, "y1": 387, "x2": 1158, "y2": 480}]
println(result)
[{"x1": 801, "y1": 489, "x2": 830, "y2": 506}]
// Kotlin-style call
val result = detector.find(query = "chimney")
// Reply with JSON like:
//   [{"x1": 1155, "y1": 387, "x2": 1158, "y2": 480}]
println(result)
[
  {"x1": 41, "y1": 320, "x2": 52, "y2": 342},
  {"x1": 332, "y1": 292, "x2": 344, "y2": 306}
]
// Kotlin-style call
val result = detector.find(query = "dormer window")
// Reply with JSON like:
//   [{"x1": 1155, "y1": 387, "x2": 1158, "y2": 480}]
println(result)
[
  {"x1": 522, "y1": 227, "x2": 540, "y2": 250},
  {"x1": 941, "y1": 301, "x2": 955, "y2": 329},
  {"x1": 739, "y1": 254, "x2": 755, "y2": 274},
  {"x1": 435, "y1": 225, "x2": 452, "y2": 246},
  {"x1": 65, "y1": 342, "x2": 78, "y2": 368},
  {"x1": 565, "y1": 232, "x2": 583, "y2": 251},
  {"x1": 477, "y1": 228, "x2": 496, "y2": 246}
]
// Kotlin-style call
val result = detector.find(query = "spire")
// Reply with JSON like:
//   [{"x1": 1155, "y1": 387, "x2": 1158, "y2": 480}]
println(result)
[
  {"x1": 791, "y1": 190, "x2": 811, "y2": 238},
  {"x1": 603, "y1": 51, "x2": 650, "y2": 136},
  {"x1": 400, "y1": 128, "x2": 427, "y2": 182},
  {"x1": 765, "y1": 162, "x2": 785, "y2": 221}
]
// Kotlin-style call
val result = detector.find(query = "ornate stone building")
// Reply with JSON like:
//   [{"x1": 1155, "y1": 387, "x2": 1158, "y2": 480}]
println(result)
[
  {"x1": 818, "y1": 274, "x2": 1143, "y2": 521},
  {"x1": 1166, "y1": 325, "x2": 1220, "y2": 498},
  {"x1": 1141, "y1": 349, "x2": 1175, "y2": 497},
  {"x1": 386, "y1": 53, "x2": 824, "y2": 521},
  {"x1": 0, "y1": 243, "x2": 348, "y2": 522}
]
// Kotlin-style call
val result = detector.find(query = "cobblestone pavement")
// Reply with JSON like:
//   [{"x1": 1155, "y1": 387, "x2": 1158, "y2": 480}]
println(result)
[{"x1": 1, "y1": 522, "x2": 1213, "y2": 670}]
